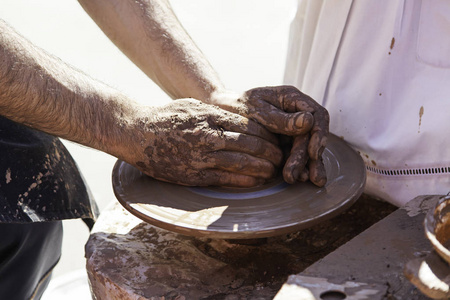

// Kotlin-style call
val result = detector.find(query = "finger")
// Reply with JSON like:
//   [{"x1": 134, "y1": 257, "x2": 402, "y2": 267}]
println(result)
[
  {"x1": 150, "y1": 168, "x2": 265, "y2": 188},
  {"x1": 309, "y1": 131, "x2": 327, "y2": 161},
  {"x1": 207, "y1": 151, "x2": 276, "y2": 179},
  {"x1": 309, "y1": 158, "x2": 327, "y2": 187},
  {"x1": 197, "y1": 169, "x2": 265, "y2": 187},
  {"x1": 282, "y1": 134, "x2": 309, "y2": 184},
  {"x1": 250, "y1": 105, "x2": 314, "y2": 136},
  {"x1": 280, "y1": 86, "x2": 322, "y2": 113},
  {"x1": 216, "y1": 112, "x2": 279, "y2": 145},
  {"x1": 255, "y1": 86, "x2": 329, "y2": 160},
  {"x1": 281, "y1": 89, "x2": 329, "y2": 160},
  {"x1": 308, "y1": 109, "x2": 330, "y2": 160},
  {"x1": 219, "y1": 131, "x2": 283, "y2": 167},
  {"x1": 246, "y1": 86, "x2": 324, "y2": 135},
  {"x1": 249, "y1": 86, "x2": 319, "y2": 113}
]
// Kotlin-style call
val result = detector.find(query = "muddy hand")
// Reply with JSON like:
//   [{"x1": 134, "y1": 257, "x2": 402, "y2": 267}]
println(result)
[
  {"x1": 126, "y1": 99, "x2": 282, "y2": 187},
  {"x1": 211, "y1": 86, "x2": 329, "y2": 187}
]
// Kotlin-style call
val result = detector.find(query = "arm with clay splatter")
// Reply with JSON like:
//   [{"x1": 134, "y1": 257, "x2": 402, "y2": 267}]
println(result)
[
  {"x1": 0, "y1": 19, "x2": 281, "y2": 187},
  {"x1": 77, "y1": 0, "x2": 329, "y2": 186}
]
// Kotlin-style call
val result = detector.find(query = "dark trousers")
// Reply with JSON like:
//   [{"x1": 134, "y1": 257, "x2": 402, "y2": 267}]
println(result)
[{"x1": 0, "y1": 221, "x2": 63, "y2": 300}]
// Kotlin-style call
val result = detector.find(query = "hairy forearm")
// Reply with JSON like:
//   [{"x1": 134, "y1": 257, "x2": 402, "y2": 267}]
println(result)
[
  {"x1": 0, "y1": 19, "x2": 138, "y2": 159},
  {"x1": 78, "y1": 0, "x2": 225, "y2": 102}
]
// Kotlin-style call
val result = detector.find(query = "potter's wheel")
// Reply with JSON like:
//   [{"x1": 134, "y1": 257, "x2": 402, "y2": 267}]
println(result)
[{"x1": 112, "y1": 134, "x2": 366, "y2": 239}]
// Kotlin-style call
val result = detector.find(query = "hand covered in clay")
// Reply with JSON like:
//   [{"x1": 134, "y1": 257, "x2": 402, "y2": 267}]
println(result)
[
  {"x1": 210, "y1": 86, "x2": 329, "y2": 187},
  {"x1": 124, "y1": 99, "x2": 283, "y2": 187}
]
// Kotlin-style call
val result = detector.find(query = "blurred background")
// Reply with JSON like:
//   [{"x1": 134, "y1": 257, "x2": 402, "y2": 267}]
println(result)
[{"x1": 0, "y1": 0, "x2": 296, "y2": 297}]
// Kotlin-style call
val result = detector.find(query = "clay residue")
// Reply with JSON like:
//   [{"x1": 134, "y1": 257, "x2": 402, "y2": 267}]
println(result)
[
  {"x1": 404, "y1": 195, "x2": 439, "y2": 217},
  {"x1": 388, "y1": 37, "x2": 395, "y2": 55},
  {"x1": 133, "y1": 99, "x2": 283, "y2": 187},
  {"x1": 418, "y1": 106, "x2": 424, "y2": 133},
  {"x1": 390, "y1": 37, "x2": 395, "y2": 50},
  {"x1": 130, "y1": 203, "x2": 229, "y2": 229},
  {"x1": 5, "y1": 168, "x2": 11, "y2": 184}
]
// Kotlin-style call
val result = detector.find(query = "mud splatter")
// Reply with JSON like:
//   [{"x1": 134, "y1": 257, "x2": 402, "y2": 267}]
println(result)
[
  {"x1": 5, "y1": 168, "x2": 11, "y2": 184},
  {"x1": 418, "y1": 106, "x2": 424, "y2": 133},
  {"x1": 388, "y1": 37, "x2": 395, "y2": 55}
]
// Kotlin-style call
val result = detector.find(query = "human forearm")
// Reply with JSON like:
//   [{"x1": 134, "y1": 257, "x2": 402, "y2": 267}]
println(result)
[
  {"x1": 78, "y1": 0, "x2": 225, "y2": 102},
  {"x1": 77, "y1": 1, "x2": 329, "y2": 186},
  {"x1": 0, "y1": 19, "x2": 137, "y2": 159},
  {"x1": 0, "y1": 19, "x2": 282, "y2": 187}
]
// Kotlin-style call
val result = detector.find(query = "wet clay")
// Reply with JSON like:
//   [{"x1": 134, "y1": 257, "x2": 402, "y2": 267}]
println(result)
[
  {"x1": 423, "y1": 195, "x2": 450, "y2": 265},
  {"x1": 86, "y1": 195, "x2": 395, "y2": 300},
  {"x1": 131, "y1": 99, "x2": 281, "y2": 188}
]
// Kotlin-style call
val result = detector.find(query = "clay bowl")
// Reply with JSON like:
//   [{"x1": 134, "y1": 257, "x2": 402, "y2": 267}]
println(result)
[{"x1": 424, "y1": 195, "x2": 450, "y2": 265}]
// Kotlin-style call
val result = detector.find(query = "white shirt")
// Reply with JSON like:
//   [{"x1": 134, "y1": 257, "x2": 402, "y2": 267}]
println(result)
[{"x1": 284, "y1": 0, "x2": 450, "y2": 206}]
